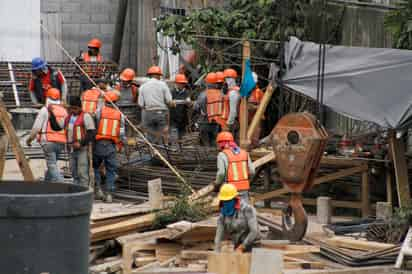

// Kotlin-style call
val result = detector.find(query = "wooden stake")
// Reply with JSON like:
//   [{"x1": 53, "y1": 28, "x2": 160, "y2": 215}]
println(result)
[
  {"x1": 247, "y1": 84, "x2": 275, "y2": 141},
  {"x1": 0, "y1": 135, "x2": 8, "y2": 179},
  {"x1": 389, "y1": 131, "x2": 411, "y2": 207},
  {"x1": 239, "y1": 40, "x2": 250, "y2": 149},
  {"x1": 0, "y1": 100, "x2": 34, "y2": 181}
]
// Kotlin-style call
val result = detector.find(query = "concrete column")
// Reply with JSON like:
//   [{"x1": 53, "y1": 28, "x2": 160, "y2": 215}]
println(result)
[{"x1": 317, "y1": 196, "x2": 332, "y2": 224}]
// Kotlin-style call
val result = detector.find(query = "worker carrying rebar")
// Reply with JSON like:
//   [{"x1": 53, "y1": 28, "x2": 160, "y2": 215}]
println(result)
[
  {"x1": 247, "y1": 72, "x2": 264, "y2": 148},
  {"x1": 222, "y1": 68, "x2": 241, "y2": 140},
  {"x1": 213, "y1": 132, "x2": 255, "y2": 204},
  {"x1": 94, "y1": 91, "x2": 127, "y2": 203},
  {"x1": 78, "y1": 38, "x2": 105, "y2": 91},
  {"x1": 65, "y1": 96, "x2": 96, "y2": 187},
  {"x1": 27, "y1": 88, "x2": 68, "y2": 183},
  {"x1": 29, "y1": 57, "x2": 67, "y2": 105},
  {"x1": 214, "y1": 184, "x2": 259, "y2": 253},
  {"x1": 138, "y1": 66, "x2": 175, "y2": 144},
  {"x1": 194, "y1": 72, "x2": 224, "y2": 147},
  {"x1": 170, "y1": 73, "x2": 192, "y2": 141}
]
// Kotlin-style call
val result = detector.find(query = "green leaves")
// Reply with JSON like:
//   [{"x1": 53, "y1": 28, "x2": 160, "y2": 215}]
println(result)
[{"x1": 385, "y1": 0, "x2": 412, "y2": 50}]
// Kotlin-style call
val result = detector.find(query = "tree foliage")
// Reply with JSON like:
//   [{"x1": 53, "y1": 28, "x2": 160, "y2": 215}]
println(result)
[{"x1": 385, "y1": 0, "x2": 412, "y2": 49}]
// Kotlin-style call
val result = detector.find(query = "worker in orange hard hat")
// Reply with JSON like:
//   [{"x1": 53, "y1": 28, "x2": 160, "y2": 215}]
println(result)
[
  {"x1": 27, "y1": 88, "x2": 68, "y2": 183},
  {"x1": 170, "y1": 74, "x2": 192, "y2": 141},
  {"x1": 216, "y1": 71, "x2": 225, "y2": 89},
  {"x1": 213, "y1": 131, "x2": 255, "y2": 204},
  {"x1": 116, "y1": 68, "x2": 138, "y2": 105},
  {"x1": 221, "y1": 68, "x2": 241, "y2": 140},
  {"x1": 138, "y1": 65, "x2": 175, "y2": 144},
  {"x1": 94, "y1": 91, "x2": 127, "y2": 203},
  {"x1": 78, "y1": 38, "x2": 105, "y2": 91},
  {"x1": 193, "y1": 72, "x2": 224, "y2": 146}
]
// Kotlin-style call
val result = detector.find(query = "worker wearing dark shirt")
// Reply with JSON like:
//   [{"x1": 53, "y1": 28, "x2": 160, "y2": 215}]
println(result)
[{"x1": 170, "y1": 74, "x2": 192, "y2": 140}]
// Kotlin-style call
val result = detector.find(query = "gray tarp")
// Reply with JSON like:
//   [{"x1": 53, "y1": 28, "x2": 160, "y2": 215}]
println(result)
[{"x1": 282, "y1": 37, "x2": 412, "y2": 129}]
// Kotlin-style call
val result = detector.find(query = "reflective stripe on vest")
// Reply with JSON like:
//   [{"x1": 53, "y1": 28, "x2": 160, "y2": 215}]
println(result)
[
  {"x1": 81, "y1": 89, "x2": 100, "y2": 113},
  {"x1": 39, "y1": 105, "x2": 68, "y2": 144},
  {"x1": 67, "y1": 113, "x2": 85, "y2": 143},
  {"x1": 82, "y1": 52, "x2": 103, "y2": 77},
  {"x1": 206, "y1": 88, "x2": 223, "y2": 120},
  {"x1": 223, "y1": 148, "x2": 250, "y2": 191},
  {"x1": 96, "y1": 106, "x2": 121, "y2": 143}
]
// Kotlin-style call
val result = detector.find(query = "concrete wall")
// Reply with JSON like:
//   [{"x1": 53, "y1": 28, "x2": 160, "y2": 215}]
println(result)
[
  {"x1": 0, "y1": 0, "x2": 41, "y2": 61},
  {"x1": 41, "y1": 0, "x2": 118, "y2": 61}
]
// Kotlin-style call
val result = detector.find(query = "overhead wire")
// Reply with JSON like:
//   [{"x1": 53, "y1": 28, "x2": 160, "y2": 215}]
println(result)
[{"x1": 40, "y1": 23, "x2": 193, "y2": 193}]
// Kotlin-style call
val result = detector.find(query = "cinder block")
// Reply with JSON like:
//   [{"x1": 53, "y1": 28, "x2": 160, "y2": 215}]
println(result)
[
  {"x1": 60, "y1": 13, "x2": 72, "y2": 24},
  {"x1": 41, "y1": 2, "x2": 61, "y2": 13},
  {"x1": 91, "y1": 0, "x2": 115, "y2": 13},
  {"x1": 71, "y1": 13, "x2": 90, "y2": 24},
  {"x1": 62, "y1": 23, "x2": 81, "y2": 40},
  {"x1": 62, "y1": 2, "x2": 81, "y2": 13},
  {"x1": 100, "y1": 24, "x2": 115, "y2": 35},
  {"x1": 90, "y1": 14, "x2": 108, "y2": 24},
  {"x1": 80, "y1": 24, "x2": 100, "y2": 36}
]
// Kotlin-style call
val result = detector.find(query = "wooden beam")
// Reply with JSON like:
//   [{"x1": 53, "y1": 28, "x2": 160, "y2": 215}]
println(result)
[
  {"x1": 361, "y1": 171, "x2": 370, "y2": 217},
  {"x1": 247, "y1": 84, "x2": 274, "y2": 142},
  {"x1": 386, "y1": 168, "x2": 393, "y2": 205},
  {"x1": 252, "y1": 151, "x2": 275, "y2": 169},
  {"x1": 325, "y1": 236, "x2": 395, "y2": 251},
  {"x1": 0, "y1": 100, "x2": 34, "y2": 181},
  {"x1": 254, "y1": 164, "x2": 368, "y2": 202},
  {"x1": 240, "y1": 40, "x2": 250, "y2": 149},
  {"x1": 389, "y1": 132, "x2": 411, "y2": 207},
  {"x1": 0, "y1": 135, "x2": 9, "y2": 179}
]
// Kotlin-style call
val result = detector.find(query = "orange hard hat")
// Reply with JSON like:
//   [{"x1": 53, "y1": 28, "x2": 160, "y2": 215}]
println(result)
[
  {"x1": 46, "y1": 88, "x2": 61, "y2": 100},
  {"x1": 104, "y1": 91, "x2": 119, "y2": 102},
  {"x1": 216, "y1": 131, "x2": 234, "y2": 143},
  {"x1": 216, "y1": 71, "x2": 225, "y2": 83},
  {"x1": 147, "y1": 66, "x2": 163, "y2": 76},
  {"x1": 175, "y1": 73, "x2": 188, "y2": 84},
  {"x1": 88, "y1": 38, "x2": 102, "y2": 49},
  {"x1": 223, "y1": 68, "x2": 238, "y2": 79},
  {"x1": 120, "y1": 68, "x2": 136, "y2": 81},
  {"x1": 205, "y1": 72, "x2": 217, "y2": 84}
]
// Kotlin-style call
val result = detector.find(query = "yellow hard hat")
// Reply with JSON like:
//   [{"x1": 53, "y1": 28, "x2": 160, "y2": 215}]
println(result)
[{"x1": 218, "y1": 184, "x2": 238, "y2": 201}]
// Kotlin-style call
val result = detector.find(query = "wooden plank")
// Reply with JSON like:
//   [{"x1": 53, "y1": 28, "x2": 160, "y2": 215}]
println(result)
[
  {"x1": 0, "y1": 100, "x2": 34, "y2": 181},
  {"x1": 252, "y1": 151, "x2": 275, "y2": 169},
  {"x1": 389, "y1": 132, "x2": 411, "y2": 207},
  {"x1": 240, "y1": 40, "x2": 250, "y2": 149},
  {"x1": 325, "y1": 236, "x2": 395, "y2": 252},
  {"x1": 0, "y1": 135, "x2": 8, "y2": 179},
  {"x1": 255, "y1": 165, "x2": 368, "y2": 202},
  {"x1": 361, "y1": 171, "x2": 370, "y2": 217},
  {"x1": 181, "y1": 250, "x2": 211, "y2": 260},
  {"x1": 208, "y1": 252, "x2": 251, "y2": 274}
]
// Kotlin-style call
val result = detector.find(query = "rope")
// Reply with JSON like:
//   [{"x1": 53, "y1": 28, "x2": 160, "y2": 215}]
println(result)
[{"x1": 40, "y1": 23, "x2": 194, "y2": 193}]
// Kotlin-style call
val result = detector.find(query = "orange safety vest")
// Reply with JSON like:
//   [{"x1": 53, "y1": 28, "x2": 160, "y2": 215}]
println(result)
[
  {"x1": 96, "y1": 106, "x2": 122, "y2": 144},
  {"x1": 221, "y1": 86, "x2": 240, "y2": 123},
  {"x1": 248, "y1": 87, "x2": 264, "y2": 105},
  {"x1": 206, "y1": 88, "x2": 225, "y2": 127},
  {"x1": 81, "y1": 52, "x2": 103, "y2": 78},
  {"x1": 115, "y1": 83, "x2": 138, "y2": 102},
  {"x1": 223, "y1": 148, "x2": 250, "y2": 191},
  {"x1": 65, "y1": 113, "x2": 85, "y2": 143},
  {"x1": 81, "y1": 89, "x2": 101, "y2": 113},
  {"x1": 38, "y1": 104, "x2": 68, "y2": 144}
]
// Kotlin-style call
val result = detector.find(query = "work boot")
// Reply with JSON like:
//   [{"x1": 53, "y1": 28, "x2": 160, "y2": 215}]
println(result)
[
  {"x1": 95, "y1": 188, "x2": 105, "y2": 200},
  {"x1": 104, "y1": 193, "x2": 113, "y2": 203}
]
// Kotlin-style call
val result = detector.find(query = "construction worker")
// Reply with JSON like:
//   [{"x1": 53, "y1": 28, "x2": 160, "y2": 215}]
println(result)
[
  {"x1": 94, "y1": 91, "x2": 126, "y2": 202},
  {"x1": 170, "y1": 74, "x2": 191, "y2": 140},
  {"x1": 65, "y1": 96, "x2": 96, "y2": 187},
  {"x1": 26, "y1": 88, "x2": 68, "y2": 183},
  {"x1": 214, "y1": 184, "x2": 259, "y2": 253},
  {"x1": 79, "y1": 38, "x2": 105, "y2": 91},
  {"x1": 194, "y1": 72, "x2": 224, "y2": 147},
  {"x1": 138, "y1": 66, "x2": 175, "y2": 144},
  {"x1": 29, "y1": 57, "x2": 67, "y2": 105},
  {"x1": 216, "y1": 71, "x2": 225, "y2": 90},
  {"x1": 248, "y1": 72, "x2": 264, "y2": 147},
  {"x1": 213, "y1": 131, "x2": 255, "y2": 203},
  {"x1": 222, "y1": 68, "x2": 241, "y2": 139},
  {"x1": 116, "y1": 68, "x2": 138, "y2": 105}
]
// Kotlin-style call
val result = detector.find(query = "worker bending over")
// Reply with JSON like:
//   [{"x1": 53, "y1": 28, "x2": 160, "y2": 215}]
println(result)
[
  {"x1": 194, "y1": 72, "x2": 224, "y2": 147},
  {"x1": 94, "y1": 91, "x2": 127, "y2": 203},
  {"x1": 29, "y1": 57, "x2": 67, "y2": 104},
  {"x1": 170, "y1": 74, "x2": 191, "y2": 140},
  {"x1": 138, "y1": 66, "x2": 175, "y2": 144},
  {"x1": 214, "y1": 184, "x2": 259, "y2": 252},
  {"x1": 222, "y1": 68, "x2": 241, "y2": 139},
  {"x1": 213, "y1": 132, "x2": 255, "y2": 203},
  {"x1": 27, "y1": 88, "x2": 68, "y2": 183},
  {"x1": 65, "y1": 96, "x2": 96, "y2": 187},
  {"x1": 78, "y1": 38, "x2": 105, "y2": 91}
]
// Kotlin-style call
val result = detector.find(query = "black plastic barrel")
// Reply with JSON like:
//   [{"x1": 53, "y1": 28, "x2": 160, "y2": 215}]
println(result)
[{"x1": 0, "y1": 182, "x2": 93, "y2": 274}]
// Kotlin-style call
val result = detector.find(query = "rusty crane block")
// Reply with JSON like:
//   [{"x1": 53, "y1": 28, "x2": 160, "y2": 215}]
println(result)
[{"x1": 271, "y1": 112, "x2": 328, "y2": 241}]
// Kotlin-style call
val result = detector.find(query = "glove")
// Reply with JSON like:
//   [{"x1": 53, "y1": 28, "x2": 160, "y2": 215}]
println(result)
[
  {"x1": 26, "y1": 137, "x2": 33, "y2": 147},
  {"x1": 236, "y1": 245, "x2": 245, "y2": 253}
]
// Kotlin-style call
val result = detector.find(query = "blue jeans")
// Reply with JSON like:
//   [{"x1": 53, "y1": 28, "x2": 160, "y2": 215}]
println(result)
[
  {"x1": 70, "y1": 147, "x2": 89, "y2": 187},
  {"x1": 93, "y1": 141, "x2": 118, "y2": 192},
  {"x1": 42, "y1": 142, "x2": 65, "y2": 183}
]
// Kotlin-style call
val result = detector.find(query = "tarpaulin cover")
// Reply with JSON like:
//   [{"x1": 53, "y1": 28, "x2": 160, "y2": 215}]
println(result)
[{"x1": 282, "y1": 36, "x2": 412, "y2": 129}]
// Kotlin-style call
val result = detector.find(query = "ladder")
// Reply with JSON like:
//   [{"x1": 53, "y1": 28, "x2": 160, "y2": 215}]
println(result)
[{"x1": 395, "y1": 226, "x2": 412, "y2": 268}]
